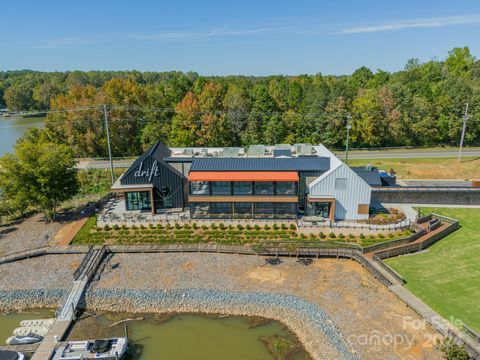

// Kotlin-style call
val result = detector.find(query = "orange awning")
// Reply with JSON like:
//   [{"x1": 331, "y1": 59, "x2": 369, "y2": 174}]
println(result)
[{"x1": 188, "y1": 171, "x2": 299, "y2": 182}]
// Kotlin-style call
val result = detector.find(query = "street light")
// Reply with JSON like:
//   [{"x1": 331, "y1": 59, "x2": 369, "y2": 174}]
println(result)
[{"x1": 345, "y1": 115, "x2": 352, "y2": 165}]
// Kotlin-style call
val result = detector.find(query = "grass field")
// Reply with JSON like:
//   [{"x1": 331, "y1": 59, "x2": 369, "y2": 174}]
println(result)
[
  {"x1": 348, "y1": 157, "x2": 480, "y2": 180},
  {"x1": 386, "y1": 208, "x2": 480, "y2": 332}
]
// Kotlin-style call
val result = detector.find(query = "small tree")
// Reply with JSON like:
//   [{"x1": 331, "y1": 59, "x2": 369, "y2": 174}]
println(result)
[
  {"x1": 0, "y1": 135, "x2": 78, "y2": 221},
  {"x1": 437, "y1": 338, "x2": 469, "y2": 360}
]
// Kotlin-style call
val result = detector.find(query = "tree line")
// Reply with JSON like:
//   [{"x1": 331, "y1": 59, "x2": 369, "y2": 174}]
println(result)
[{"x1": 1, "y1": 47, "x2": 480, "y2": 157}]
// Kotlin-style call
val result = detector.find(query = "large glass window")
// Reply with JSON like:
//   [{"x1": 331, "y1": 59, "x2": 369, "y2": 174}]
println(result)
[
  {"x1": 210, "y1": 202, "x2": 233, "y2": 218},
  {"x1": 276, "y1": 182, "x2": 296, "y2": 195},
  {"x1": 126, "y1": 191, "x2": 151, "y2": 211},
  {"x1": 254, "y1": 182, "x2": 274, "y2": 195},
  {"x1": 191, "y1": 181, "x2": 210, "y2": 195},
  {"x1": 232, "y1": 182, "x2": 252, "y2": 195},
  {"x1": 275, "y1": 203, "x2": 297, "y2": 219},
  {"x1": 190, "y1": 202, "x2": 210, "y2": 218},
  {"x1": 254, "y1": 202, "x2": 275, "y2": 219},
  {"x1": 234, "y1": 202, "x2": 253, "y2": 219},
  {"x1": 211, "y1": 182, "x2": 231, "y2": 195}
]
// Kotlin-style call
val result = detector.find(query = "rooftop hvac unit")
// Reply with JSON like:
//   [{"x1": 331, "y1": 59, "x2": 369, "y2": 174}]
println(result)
[
  {"x1": 295, "y1": 143, "x2": 313, "y2": 155},
  {"x1": 183, "y1": 148, "x2": 194, "y2": 156},
  {"x1": 222, "y1": 147, "x2": 241, "y2": 157},
  {"x1": 274, "y1": 144, "x2": 291, "y2": 150},
  {"x1": 247, "y1": 145, "x2": 265, "y2": 157}
]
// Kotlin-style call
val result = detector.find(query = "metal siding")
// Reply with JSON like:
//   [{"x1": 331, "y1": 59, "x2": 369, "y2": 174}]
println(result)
[
  {"x1": 309, "y1": 164, "x2": 371, "y2": 220},
  {"x1": 120, "y1": 155, "x2": 185, "y2": 208},
  {"x1": 190, "y1": 157, "x2": 330, "y2": 172}
]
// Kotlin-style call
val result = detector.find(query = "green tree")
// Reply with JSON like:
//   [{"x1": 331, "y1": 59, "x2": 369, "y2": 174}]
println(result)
[
  {"x1": 0, "y1": 134, "x2": 78, "y2": 221},
  {"x1": 4, "y1": 83, "x2": 35, "y2": 110},
  {"x1": 445, "y1": 47, "x2": 475, "y2": 78}
]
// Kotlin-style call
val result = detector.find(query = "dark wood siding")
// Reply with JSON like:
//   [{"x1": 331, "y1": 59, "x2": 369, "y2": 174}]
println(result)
[{"x1": 120, "y1": 155, "x2": 186, "y2": 208}]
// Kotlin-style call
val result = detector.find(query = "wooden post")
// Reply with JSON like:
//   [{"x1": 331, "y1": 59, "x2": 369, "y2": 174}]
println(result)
[{"x1": 150, "y1": 188, "x2": 155, "y2": 217}]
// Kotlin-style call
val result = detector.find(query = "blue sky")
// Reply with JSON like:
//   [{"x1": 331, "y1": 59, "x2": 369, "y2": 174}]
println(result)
[{"x1": 1, "y1": 0, "x2": 480, "y2": 75}]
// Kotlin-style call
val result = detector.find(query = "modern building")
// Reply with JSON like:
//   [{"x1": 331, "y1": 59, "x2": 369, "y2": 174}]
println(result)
[{"x1": 111, "y1": 142, "x2": 373, "y2": 221}]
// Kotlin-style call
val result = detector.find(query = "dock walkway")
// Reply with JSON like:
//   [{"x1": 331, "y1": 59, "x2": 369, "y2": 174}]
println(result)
[{"x1": 30, "y1": 246, "x2": 106, "y2": 360}]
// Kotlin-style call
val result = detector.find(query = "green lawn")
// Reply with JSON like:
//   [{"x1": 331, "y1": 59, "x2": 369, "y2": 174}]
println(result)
[
  {"x1": 347, "y1": 156, "x2": 480, "y2": 179},
  {"x1": 386, "y1": 208, "x2": 480, "y2": 332}
]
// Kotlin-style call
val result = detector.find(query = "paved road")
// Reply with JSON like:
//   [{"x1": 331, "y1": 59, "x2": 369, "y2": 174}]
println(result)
[
  {"x1": 75, "y1": 148, "x2": 480, "y2": 169},
  {"x1": 335, "y1": 148, "x2": 480, "y2": 159}
]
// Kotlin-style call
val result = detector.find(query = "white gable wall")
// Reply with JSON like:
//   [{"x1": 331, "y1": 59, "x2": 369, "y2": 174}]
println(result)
[{"x1": 308, "y1": 144, "x2": 371, "y2": 220}]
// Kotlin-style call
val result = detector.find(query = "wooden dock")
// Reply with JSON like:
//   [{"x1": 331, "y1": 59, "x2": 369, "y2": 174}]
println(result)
[
  {"x1": 0, "y1": 343, "x2": 40, "y2": 353},
  {"x1": 29, "y1": 246, "x2": 107, "y2": 360}
]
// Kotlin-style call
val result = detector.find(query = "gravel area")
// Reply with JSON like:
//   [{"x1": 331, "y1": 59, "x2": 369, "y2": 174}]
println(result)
[
  {"x1": 0, "y1": 254, "x2": 82, "y2": 291},
  {"x1": 0, "y1": 214, "x2": 62, "y2": 255},
  {"x1": 91, "y1": 253, "x2": 443, "y2": 360},
  {"x1": 0, "y1": 254, "x2": 83, "y2": 310}
]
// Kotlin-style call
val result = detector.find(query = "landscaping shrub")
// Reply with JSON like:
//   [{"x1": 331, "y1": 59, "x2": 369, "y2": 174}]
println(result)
[
  {"x1": 175, "y1": 222, "x2": 181, "y2": 229},
  {"x1": 166, "y1": 223, "x2": 173, "y2": 230},
  {"x1": 148, "y1": 223, "x2": 154, "y2": 229},
  {"x1": 378, "y1": 233, "x2": 385, "y2": 239},
  {"x1": 369, "y1": 234, "x2": 376, "y2": 239},
  {"x1": 319, "y1": 232, "x2": 325, "y2": 239},
  {"x1": 273, "y1": 223, "x2": 279, "y2": 230},
  {"x1": 338, "y1": 233, "x2": 345, "y2": 239},
  {"x1": 192, "y1": 223, "x2": 198, "y2": 230},
  {"x1": 219, "y1": 223, "x2": 225, "y2": 230},
  {"x1": 254, "y1": 224, "x2": 260, "y2": 230},
  {"x1": 264, "y1": 224, "x2": 270, "y2": 230},
  {"x1": 228, "y1": 224, "x2": 234, "y2": 230},
  {"x1": 289, "y1": 224, "x2": 297, "y2": 230},
  {"x1": 113, "y1": 224, "x2": 120, "y2": 230},
  {"x1": 388, "y1": 233, "x2": 395, "y2": 238},
  {"x1": 103, "y1": 224, "x2": 111, "y2": 231},
  {"x1": 360, "y1": 233, "x2": 365, "y2": 239},
  {"x1": 202, "y1": 224, "x2": 208, "y2": 230},
  {"x1": 122, "y1": 224, "x2": 128, "y2": 230},
  {"x1": 140, "y1": 224, "x2": 145, "y2": 230},
  {"x1": 246, "y1": 224, "x2": 252, "y2": 230},
  {"x1": 211, "y1": 223, "x2": 218, "y2": 230},
  {"x1": 329, "y1": 232, "x2": 336, "y2": 239},
  {"x1": 281, "y1": 223, "x2": 288, "y2": 230},
  {"x1": 184, "y1": 223, "x2": 191, "y2": 229},
  {"x1": 348, "y1": 233, "x2": 355, "y2": 239},
  {"x1": 156, "y1": 223, "x2": 164, "y2": 229},
  {"x1": 131, "y1": 225, "x2": 137, "y2": 230},
  {"x1": 237, "y1": 224, "x2": 243, "y2": 230}
]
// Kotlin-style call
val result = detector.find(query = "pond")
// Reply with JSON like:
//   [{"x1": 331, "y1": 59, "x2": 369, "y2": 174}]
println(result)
[
  {"x1": 69, "y1": 312, "x2": 311, "y2": 360},
  {"x1": 0, "y1": 116, "x2": 45, "y2": 156}
]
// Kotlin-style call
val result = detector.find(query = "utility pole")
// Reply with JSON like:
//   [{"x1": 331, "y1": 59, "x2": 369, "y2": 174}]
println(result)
[
  {"x1": 457, "y1": 103, "x2": 469, "y2": 162},
  {"x1": 103, "y1": 104, "x2": 115, "y2": 184},
  {"x1": 345, "y1": 114, "x2": 352, "y2": 165}
]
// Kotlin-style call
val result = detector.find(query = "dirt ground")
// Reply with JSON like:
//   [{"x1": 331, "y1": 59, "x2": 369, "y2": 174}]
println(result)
[{"x1": 94, "y1": 253, "x2": 443, "y2": 360}]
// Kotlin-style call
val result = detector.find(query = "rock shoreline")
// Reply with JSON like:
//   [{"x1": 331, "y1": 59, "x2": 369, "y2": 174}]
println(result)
[
  {"x1": 0, "y1": 289, "x2": 65, "y2": 310},
  {"x1": 84, "y1": 288, "x2": 359, "y2": 360},
  {"x1": 0, "y1": 288, "x2": 358, "y2": 360}
]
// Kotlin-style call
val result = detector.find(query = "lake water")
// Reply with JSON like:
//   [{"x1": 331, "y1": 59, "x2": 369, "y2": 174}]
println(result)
[
  {"x1": 70, "y1": 312, "x2": 311, "y2": 360},
  {"x1": 0, "y1": 309, "x2": 54, "y2": 346},
  {"x1": 0, "y1": 116, "x2": 45, "y2": 155}
]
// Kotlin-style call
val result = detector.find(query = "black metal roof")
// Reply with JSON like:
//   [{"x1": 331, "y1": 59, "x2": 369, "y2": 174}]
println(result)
[
  {"x1": 190, "y1": 157, "x2": 330, "y2": 172},
  {"x1": 273, "y1": 149, "x2": 292, "y2": 157},
  {"x1": 164, "y1": 157, "x2": 194, "y2": 163},
  {"x1": 351, "y1": 167, "x2": 382, "y2": 186}
]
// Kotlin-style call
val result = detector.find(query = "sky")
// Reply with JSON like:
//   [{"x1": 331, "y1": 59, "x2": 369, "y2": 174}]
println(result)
[{"x1": 1, "y1": 0, "x2": 480, "y2": 75}]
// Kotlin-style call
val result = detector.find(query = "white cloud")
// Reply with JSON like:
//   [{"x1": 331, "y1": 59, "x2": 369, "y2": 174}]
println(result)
[
  {"x1": 130, "y1": 25, "x2": 291, "y2": 41},
  {"x1": 339, "y1": 14, "x2": 480, "y2": 34}
]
